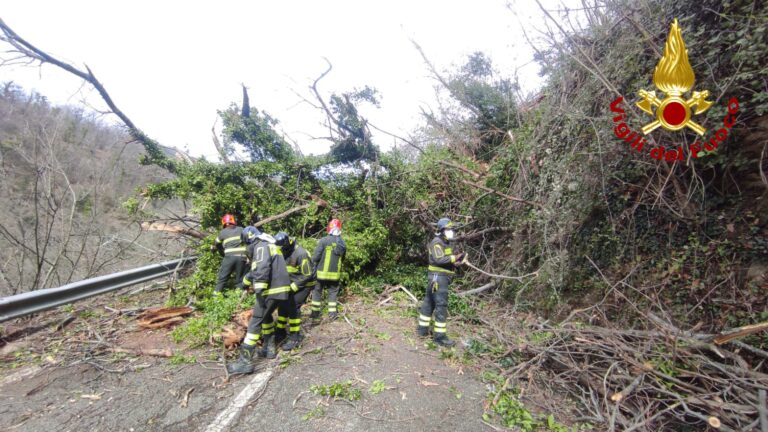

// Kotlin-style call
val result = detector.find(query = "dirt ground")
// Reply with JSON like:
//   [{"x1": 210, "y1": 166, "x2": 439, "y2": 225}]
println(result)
[{"x1": 0, "y1": 288, "x2": 492, "y2": 431}]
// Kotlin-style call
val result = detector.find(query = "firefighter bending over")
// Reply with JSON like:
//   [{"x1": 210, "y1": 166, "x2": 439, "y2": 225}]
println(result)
[{"x1": 227, "y1": 226, "x2": 292, "y2": 375}]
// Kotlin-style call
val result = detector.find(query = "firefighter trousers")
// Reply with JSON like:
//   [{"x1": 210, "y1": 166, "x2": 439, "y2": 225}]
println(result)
[
  {"x1": 418, "y1": 273, "x2": 451, "y2": 334},
  {"x1": 215, "y1": 255, "x2": 247, "y2": 293},
  {"x1": 311, "y1": 281, "x2": 340, "y2": 314},
  {"x1": 276, "y1": 289, "x2": 309, "y2": 334},
  {"x1": 245, "y1": 295, "x2": 283, "y2": 343}
]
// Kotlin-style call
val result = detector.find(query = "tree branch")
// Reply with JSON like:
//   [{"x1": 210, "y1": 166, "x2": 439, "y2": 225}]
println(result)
[
  {"x1": 460, "y1": 179, "x2": 542, "y2": 207},
  {"x1": 0, "y1": 18, "x2": 178, "y2": 172},
  {"x1": 254, "y1": 197, "x2": 329, "y2": 228}
]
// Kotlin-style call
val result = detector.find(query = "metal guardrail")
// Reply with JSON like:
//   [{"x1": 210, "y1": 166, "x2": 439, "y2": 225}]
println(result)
[{"x1": 0, "y1": 256, "x2": 197, "y2": 322}]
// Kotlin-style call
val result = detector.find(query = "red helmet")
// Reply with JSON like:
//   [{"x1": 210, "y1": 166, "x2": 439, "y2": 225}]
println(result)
[
  {"x1": 327, "y1": 219, "x2": 342, "y2": 233},
  {"x1": 221, "y1": 214, "x2": 236, "y2": 226}
]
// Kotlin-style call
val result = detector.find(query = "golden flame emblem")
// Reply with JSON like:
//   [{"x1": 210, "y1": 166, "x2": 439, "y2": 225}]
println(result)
[{"x1": 636, "y1": 19, "x2": 712, "y2": 135}]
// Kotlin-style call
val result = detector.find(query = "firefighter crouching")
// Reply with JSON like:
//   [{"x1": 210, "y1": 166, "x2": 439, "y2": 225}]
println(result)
[
  {"x1": 212, "y1": 214, "x2": 248, "y2": 295},
  {"x1": 227, "y1": 226, "x2": 293, "y2": 375},
  {"x1": 310, "y1": 219, "x2": 346, "y2": 320},
  {"x1": 417, "y1": 217, "x2": 464, "y2": 347},
  {"x1": 273, "y1": 232, "x2": 316, "y2": 350}
]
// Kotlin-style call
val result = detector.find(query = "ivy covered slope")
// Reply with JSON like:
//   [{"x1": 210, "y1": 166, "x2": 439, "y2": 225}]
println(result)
[{"x1": 504, "y1": 0, "x2": 768, "y2": 328}]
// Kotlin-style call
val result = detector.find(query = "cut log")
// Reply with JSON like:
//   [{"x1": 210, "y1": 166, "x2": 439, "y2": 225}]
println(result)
[
  {"x1": 137, "y1": 306, "x2": 193, "y2": 329},
  {"x1": 141, "y1": 222, "x2": 206, "y2": 239}
]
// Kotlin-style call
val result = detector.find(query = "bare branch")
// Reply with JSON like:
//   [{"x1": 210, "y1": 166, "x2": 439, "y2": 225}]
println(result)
[{"x1": 0, "y1": 18, "x2": 178, "y2": 172}]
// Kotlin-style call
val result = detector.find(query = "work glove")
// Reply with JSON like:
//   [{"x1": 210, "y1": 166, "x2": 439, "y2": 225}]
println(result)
[{"x1": 454, "y1": 252, "x2": 466, "y2": 263}]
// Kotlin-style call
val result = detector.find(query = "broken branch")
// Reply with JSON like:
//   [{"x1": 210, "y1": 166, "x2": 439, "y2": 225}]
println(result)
[{"x1": 460, "y1": 179, "x2": 542, "y2": 207}]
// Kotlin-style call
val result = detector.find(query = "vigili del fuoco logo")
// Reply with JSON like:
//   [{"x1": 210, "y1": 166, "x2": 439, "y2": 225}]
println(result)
[{"x1": 609, "y1": 19, "x2": 741, "y2": 161}]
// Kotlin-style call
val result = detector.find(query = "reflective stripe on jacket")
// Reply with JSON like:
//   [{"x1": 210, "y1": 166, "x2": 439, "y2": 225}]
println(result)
[
  {"x1": 243, "y1": 240, "x2": 291, "y2": 300},
  {"x1": 284, "y1": 245, "x2": 316, "y2": 289},
  {"x1": 428, "y1": 236, "x2": 456, "y2": 275},
  {"x1": 216, "y1": 226, "x2": 246, "y2": 256},
  {"x1": 312, "y1": 235, "x2": 346, "y2": 281}
]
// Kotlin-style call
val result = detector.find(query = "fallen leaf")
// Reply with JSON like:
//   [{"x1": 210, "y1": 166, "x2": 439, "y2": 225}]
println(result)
[
  {"x1": 400, "y1": 391, "x2": 407, "y2": 400},
  {"x1": 726, "y1": 223, "x2": 734, "y2": 233}
]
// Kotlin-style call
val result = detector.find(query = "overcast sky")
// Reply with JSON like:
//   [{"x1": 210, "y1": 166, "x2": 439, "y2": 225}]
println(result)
[{"x1": 2, "y1": 0, "x2": 573, "y2": 160}]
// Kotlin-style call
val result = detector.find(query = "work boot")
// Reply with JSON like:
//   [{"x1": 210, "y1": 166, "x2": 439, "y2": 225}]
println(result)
[
  {"x1": 282, "y1": 332, "x2": 302, "y2": 351},
  {"x1": 433, "y1": 334, "x2": 456, "y2": 347},
  {"x1": 260, "y1": 334, "x2": 277, "y2": 359},
  {"x1": 328, "y1": 312, "x2": 338, "y2": 321},
  {"x1": 226, "y1": 343, "x2": 257, "y2": 375},
  {"x1": 274, "y1": 327, "x2": 287, "y2": 345},
  {"x1": 417, "y1": 326, "x2": 430, "y2": 337},
  {"x1": 309, "y1": 310, "x2": 320, "y2": 319}
]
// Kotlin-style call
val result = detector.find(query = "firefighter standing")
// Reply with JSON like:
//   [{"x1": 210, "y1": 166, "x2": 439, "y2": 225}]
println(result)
[
  {"x1": 417, "y1": 217, "x2": 464, "y2": 347},
  {"x1": 310, "y1": 219, "x2": 346, "y2": 320},
  {"x1": 227, "y1": 227, "x2": 293, "y2": 375},
  {"x1": 213, "y1": 214, "x2": 248, "y2": 295},
  {"x1": 273, "y1": 232, "x2": 316, "y2": 350}
]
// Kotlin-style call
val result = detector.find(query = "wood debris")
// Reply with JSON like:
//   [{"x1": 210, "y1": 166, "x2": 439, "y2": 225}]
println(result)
[{"x1": 137, "y1": 307, "x2": 193, "y2": 329}]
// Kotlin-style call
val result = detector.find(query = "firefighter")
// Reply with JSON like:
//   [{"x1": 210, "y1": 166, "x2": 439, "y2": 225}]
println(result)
[
  {"x1": 274, "y1": 232, "x2": 316, "y2": 350},
  {"x1": 226, "y1": 226, "x2": 292, "y2": 375},
  {"x1": 417, "y1": 217, "x2": 464, "y2": 347},
  {"x1": 212, "y1": 214, "x2": 248, "y2": 295},
  {"x1": 310, "y1": 219, "x2": 346, "y2": 320}
]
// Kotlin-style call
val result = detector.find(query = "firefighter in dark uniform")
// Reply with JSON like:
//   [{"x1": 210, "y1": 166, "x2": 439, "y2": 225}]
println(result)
[
  {"x1": 417, "y1": 217, "x2": 464, "y2": 347},
  {"x1": 212, "y1": 214, "x2": 247, "y2": 295},
  {"x1": 310, "y1": 219, "x2": 346, "y2": 320},
  {"x1": 227, "y1": 226, "x2": 293, "y2": 375},
  {"x1": 273, "y1": 232, "x2": 316, "y2": 350}
]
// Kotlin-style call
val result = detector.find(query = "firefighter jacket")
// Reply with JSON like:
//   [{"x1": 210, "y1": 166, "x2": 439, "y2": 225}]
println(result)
[
  {"x1": 215, "y1": 226, "x2": 246, "y2": 257},
  {"x1": 243, "y1": 239, "x2": 292, "y2": 300},
  {"x1": 428, "y1": 236, "x2": 458, "y2": 275},
  {"x1": 284, "y1": 244, "x2": 316, "y2": 291},
  {"x1": 312, "y1": 235, "x2": 346, "y2": 281}
]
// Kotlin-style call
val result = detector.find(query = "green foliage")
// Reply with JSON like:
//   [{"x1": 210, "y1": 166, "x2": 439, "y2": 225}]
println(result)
[
  {"x1": 169, "y1": 353, "x2": 196, "y2": 365},
  {"x1": 310, "y1": 380, "x2": 362, "y2": 401},
  {"x1": 368, "y1": 379, "x2": 386, "y2": 395},
  {"x1": 328, "y1": 86, "x2": 380, "y2": 163},
  {"x1": 171, "y1": 289, "x2": 254, "y2": 347},
  {"x1": 301, "y1": 406, "x2": 325, "y2": 421},
  {"x1": 483, "y1": 386, "x2": 581, "y2": 432},
  {"x1": 349, "y1": 263, "x2": 423, "y2": 298},
  {"x1": 448, "y1": 385, "x2": 462, "y2": 400},
  {"x1": 219, "y1": 104, "x2": 293, "y2": 162},
  {"x1": 447, "y1": 52, "x2": 520, "y2": 160}
]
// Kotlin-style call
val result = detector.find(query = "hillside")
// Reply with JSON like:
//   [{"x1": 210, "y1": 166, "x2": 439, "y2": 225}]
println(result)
[{"x1": 0, "y1": 83, "x2": 185, "y2": 295}]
